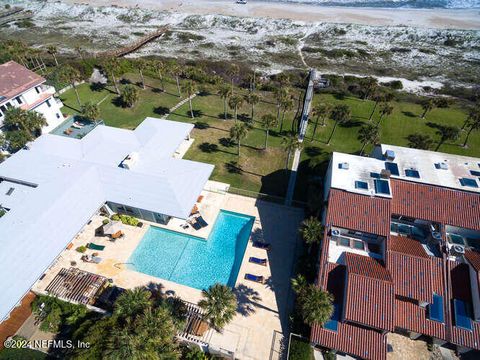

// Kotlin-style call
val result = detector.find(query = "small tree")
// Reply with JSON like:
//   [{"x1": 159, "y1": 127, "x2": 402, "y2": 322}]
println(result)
[
  {"x1": 407, "y1": 133, "x2": 434, "y2": 150},
  {"x1": 300, "y1": 217, "x2": 323, "y2": 252},
  {"x1": 230, "y1": 122, "x2": 248, "y2": 155},
  {"x1": 360, "y1": 77, "x2": 378, "y2": 100},
  {"x1": 261, "y1": 114, "x2": 277, "y2": 149},
  {"x1": 60, "y1": 65, "x2": 82, "y2": 107},
  {"x1": 227, "y1": 64, "x2": 240, "y2": 93},
  {"x1": 463, "y1": 111, "x2": 480, "y2": 147},
  {"x1": 245, "y1": 93, "x2": 261, "y2": 122},
  {"x1": 46, "y1": 45, "x2": 59, "y2": 66},
  {"x1": 104, "y1": 57, "x2": 121, "y2": 95},
  {"x1": 169, "y1": 61, "x2": 183, "y2": 97},
  {"x1": 279, "y1": 96, "x2": 294, "y2": 133},
  {"x1": 282, "y1": 134, "x2": 302, "y2": 171},
  {"x1": 327, "y1": 104, "x2": 351, "y2": 145},
  {"x1": 228, "y1": 95, "x2": 244, "y2": 122},
  {"x1": 218, "y1": 84, "x2": 232, "y2": 120},
  {"x1": 153, "y1": 60, "x2": 166, "y2": 91},
  {"x1": 274, "y1": 87, "x2": 289, "y2": 123},
  {"x1": 358, "y1": 124, "x2": 380, "y2": 155},
  {"x1": 120, "y1": 85, "x2": 139, "y2": 108},
  {"x1": 311, "y1": 103, "x2": 332, "y2": 141},
  {"x1": 435, "y1": 125, "x2": 459, "y2": 151},
  {"x1": 136, "y1": 59, "x2": 148, "y2": 90},
  {"x1": 80, "y1": 102, "x2": 100, "y2": 123},
  {"x1": 198, "y1": 283, "x2": 237, "y2": 331},
  {"x1": 113, "y1": 287, "x2": 152, "y2": 321},
  {"x1": 420, "y1": 98, "x2": 435, "y2": 119},
  {"x1": 376, "y1": 102, "x2": 394, "y2": 126},
  {"x1": 182, "y1": 80, "x2": 197, "y2": 119}
]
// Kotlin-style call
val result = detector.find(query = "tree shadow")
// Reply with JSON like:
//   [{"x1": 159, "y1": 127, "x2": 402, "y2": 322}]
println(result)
[
  {"x1": 191, "y1": 109, "x2": 204, "y2": 118},
  {"x1": 151, "y1": 87, "x2": 164, "y2": 94},
  {"x1": 304, "y1": 146, "x2": 323, "y2": 157},
  {"x1": 238, "y1": 113, "x2": 250, "y2": 122},
  {"x1": 250, "y1": 228, "x2": 265, "y2": 243},
  {"x1": 111, "y1": 96, "x2": 126, "y2": 108},
  {"x1": 119, "y1": 78, "x2": 131, "y2": 85},
  {"x1": 153, "y1": 106, "x2": 170, "y2": 116},
  {"x1": 339, "y1": 120, "x2": 364, "y2": 128},
  {"x1": 234, "y1": 284, "x2": 262, "y2": 317},
  {"x1": 402, "y1": 111, "x2": 417, "y2": 118},
  {"x1": 426, "y1": 121, "x2": 443, "y2": 130},
  {"x1": 198, "y1": 88, "x2": 210, "y2": 96},
  {"x1": 219, "y1": 137, "x2": 234, "y2": 147},
  {"x1": 225, "y1": 161, "x2": 242, "y2": 174},
  {"x1": 198, "y1": 142, "x2": 219, "y2": 153},
  {"x1": 194, "y1": 121, "x2": 210, "y2": 129},
  {"x1": 218, "y1": 113, "x2": 232, "y2": 120},
  {"x1": 90, "y1": 82, "x2": 105, "y2": 92}
]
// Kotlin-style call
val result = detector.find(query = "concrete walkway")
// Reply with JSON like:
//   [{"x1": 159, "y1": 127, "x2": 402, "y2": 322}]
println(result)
[{"x1": 285, "y1": 148, "x2": 302, "y2": 206}]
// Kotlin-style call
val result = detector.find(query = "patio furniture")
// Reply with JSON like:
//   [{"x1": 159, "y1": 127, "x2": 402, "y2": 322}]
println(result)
[
  {"x1": 252, "y1": 241, "x2": 271, "y2": 250},
  {"x1": 87, "y1": 243, "x2": 105, "y2": 251},
  {"x1": 103, "y1": 221, "x2": 123, "y2": 237},
  {"x1": 196, "y1": 216, "x2": 208, "y2": 228},
  {"x1": 190, "y1": 204, "x2": 199, "y2": 216},
  {"x1": 244, "y1": 273, "x2": 265, "y2": 284},
  {"x1": 197, "y1": 195, "x2": 204, "y2": 203},
  {"x1": 249, "y1": 257, "x2": 267, "y2": 266},
  {"x1": 81, "y1": 255, "x2": 103, "y2": 264},
  {"x1": 188, "y1": 219, "x2": 202, "y2": 230}
]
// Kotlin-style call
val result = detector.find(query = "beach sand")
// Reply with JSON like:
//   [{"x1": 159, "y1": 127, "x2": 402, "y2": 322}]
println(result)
[{"x1": 64, "y1": 0, "x2": 480, "y2": 29}]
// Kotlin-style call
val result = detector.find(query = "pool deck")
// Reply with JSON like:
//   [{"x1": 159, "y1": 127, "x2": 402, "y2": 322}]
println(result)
[{"x1": 32, "y1": 190, "x2": 304, "y2": 360}]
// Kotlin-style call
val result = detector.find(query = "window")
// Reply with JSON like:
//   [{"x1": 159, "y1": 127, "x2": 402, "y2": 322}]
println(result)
[
  {"x1": 0, "y1": 105, "x2": 7, "y2": 114},
  {"x1": 337, "y1": 237, "x2": 350, "y2": 247},
  {"x1": 453, "y1": 299, "x2": 473, "y2": 331},
  {"x1": 355, "y1": 181, "x2": 368, "y2": 190},
  {"x1": 35, "y1": 86, "x2": 41, "y2": 94},
  {"x1": 352, "y1": 239, "x2": 364, "y2": 250},
  {"x1": 428, "y1": 293, "x2": 444, "y2": 323},
  {"x1": 470, "y1": 170, "x2": 480, "y2": 177},
  {"x1": 46, "y1": 99, "x2": 51, "y2": 108},
  {"x1": 374, "y1": 179, "x2": 391, "y2": 195},
  {"x1": 405, "y1": 169, "x2": 420, "y2": 178},
  {"x1": 385, "y1": 162, "x2": 400, "y2": 176},
  {"x1": 15, "y1": 96, "x2": 23, "y2": 105},
  {"x1": 460, "y1": 178, "x2": 478, "y2": 188},
  {"x1": 324, "y1": 304, "x2": 340, "y2": 332}
]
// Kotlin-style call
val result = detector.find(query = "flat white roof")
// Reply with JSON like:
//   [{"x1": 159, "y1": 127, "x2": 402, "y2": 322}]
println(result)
[
  {"x1": 329, "y1": 144, "x2": 480, "y2": 197},
  {"x1": 0, "y1": 117, "x2": 214, "y2": 321}
]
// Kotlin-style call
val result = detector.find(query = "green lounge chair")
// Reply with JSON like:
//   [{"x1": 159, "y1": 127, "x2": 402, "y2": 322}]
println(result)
[{"x1": 87, "y1": 243, "x2": 105, "y2": 251}]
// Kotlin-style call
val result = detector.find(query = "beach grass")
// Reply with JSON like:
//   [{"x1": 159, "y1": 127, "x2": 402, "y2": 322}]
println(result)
[{"x1": 58, "y1": 74, "x2": 479, "y2": 201}]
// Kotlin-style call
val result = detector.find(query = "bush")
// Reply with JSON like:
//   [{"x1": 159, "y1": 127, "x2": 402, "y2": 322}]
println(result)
[
  {"x1": 384, "y1": 80, "x2": 403, "y2": 90},
  {"x1": 102, "y1": 219, "x2": 110, "y2": 225},
  {"x1": 111, "y1": 213, "x2": 139, "y2": 226},
  {"x1": 76, "y1": 245, "x2": 87, "y2": 253},
  {"x1": 289, "y1": 338, "x2": 314, "y2": 360}
]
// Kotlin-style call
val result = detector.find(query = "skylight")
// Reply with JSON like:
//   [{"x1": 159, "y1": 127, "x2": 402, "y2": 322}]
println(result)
[
  {"x1": 385, "y1": 162, "x2": 400, "y2": 176},
  {"x1": 374, "y1": 179, "x2": 391, "y2": 195},
  {"x1": 5, "y1": 187, "x2": 14, "y2": 196},
  {"x1": 428, "y1": 293, "x2": 444, "y2": 323},
  {"x1": 435, "y1": 162, "x2": 448, "y2": 170},
  {"x1": 355, "y1": 181, "x2": 369, "y2": 190},
  {"x1": 453, "y1": 299, "x2": 473, "y2": 331},
  {"x1": 460, "y1": 178, "x2": 478, "y2": 188},
  {"x1": 338, "y1": 162, "x2": 349, "y2": 170},
  {"x1": 323, "y1": 304, "x2": 340, "y2": 332},
  {"x1": 470, "y1": 170, "x2": 480, "y2": 177},
  {"x1": 405, "y1": 169, "x2": 420, "y2": 178}
]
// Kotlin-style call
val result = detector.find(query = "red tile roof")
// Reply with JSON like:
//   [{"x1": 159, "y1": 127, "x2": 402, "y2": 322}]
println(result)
[
  {"x1": 391, "y1": 179, "x2": 480, "y2": 231},
  {"x1": 465, "y1": 250, "x2": 480, "y2": 273},
  {"x1": 0, "y1": 61, "x2": 44, "y2": 102},
  {"x1": 343, "y1": 253, "x2": 394, "y2": 331},
  {"x1": 389, "y1": 235, "x2": 429, "y2": 259},
  {"x1": 327, "y1": 189, "x2": 390, "y2": 236}
]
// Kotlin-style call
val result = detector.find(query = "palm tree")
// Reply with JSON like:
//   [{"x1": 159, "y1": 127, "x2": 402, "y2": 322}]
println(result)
[
  {"x1": 358, "y1": 124, "x2": 380, "y2": 155},
  {"x1": 74, "y1": 46, "x2": 85, "y2": 61},
  {"x1": 218, "y1": 84, "x2": 232, "y2": 120},
  {"x1": 461, "y1": 106, "x2": 479, "y2": 130},
  {"x1": 311, "y1": 103, "x2": 332, "y2": 140},
  {"x1": 406, "y1": 133, "x2": 434, "y2": 150},
  {"x1": 113, "y1": 287, "x2": 152, "y2": 321},
  {"x1": 245, "y1": 93, "x2": 261, "y2": 122},
  {"x1": 80, "y1": 102, "x2": 100, "y2": 123},
  {"x1": 274, "y1": 87, "x2": 289, "y2": 123},
  {"x1": 46, "y1": 45, "x2": 59, "y2": 66},
  {"x1": 169, "y1": 62, "x2": 183, "y2": 97},
  {"x1": 182, "y1": 80, "x2": 197, "y2": 119},
  {"x1": 228, "y1": 95, "x2": 244, "y2": 122},
  {"x1": 420, "y1": 98, "x2": 435, "y2": 119},
  {"x1": 229, "y1": 123, "x2": 248, "y2": 155},
  {"x1": 435, "y1": 125, "x2": 460, "y2": 151},
  {"x1": 60, "y1": 65, "x2": 82, "y2": 107},
  {"x1": 297, "y1": 285, "x2": 334, "y2": 327},
  {"x1": 463, "y1": 111, "x2": 480, "y2": 147},
  {"x1": 300, "y1": 217, "x2": 323, "y2": 252},
  {"x1": 120, "y1": 85, "x2": 139, "y2": 108},
  {"x1": 291, "y1": 275, "x2": 308, "y2": 295},
  {"x1": 153, "y1": 60, "x2": 167, "y2": 91},
  {"x1": 360, "y1": 77, "x2": 378, "y2": 100},
  {"x1": 227, "y1": 64, "x2": 239, "y2": 93},
  {"x1": 261, "y1": 114, "x2": 277, "y2": 149},
  {"x1": 136, "y1": 59, "x2": 148, "y2": 90},
  {"x1": 198, "y1": 283, "x2": 237, "y2": 331},
  {"x1": 368, "y1": 91, "x2": 394, "y2": 121},
  {"x1": 282, "y1": 134, "x2": 302, "y2": 171},
  {"x1": 327, "y1": 104, "x2": 351, "y2": 145},
  {"x1": 279, "y1": 96, "x2": 294, "y2": 133},
  {"x1": 104, "y1": 57, "x2": 121, "y2": 95},
  {"x1": 3, "y1": 108, "x2": 47, "y2": 137},
  {"x1": 376, "y1": 102, "x2": 394, "y2": 126}
]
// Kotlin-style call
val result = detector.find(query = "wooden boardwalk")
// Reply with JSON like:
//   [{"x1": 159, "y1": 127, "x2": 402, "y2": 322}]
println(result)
[
  {"x1": 0, "y1": 292, "x2": 36, "y2": 349},
  {"x1": 98, "y1": 26, "x2": 169, "y2": 58}
]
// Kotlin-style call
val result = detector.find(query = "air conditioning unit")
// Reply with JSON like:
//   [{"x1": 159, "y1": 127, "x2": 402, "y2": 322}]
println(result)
[{"x1": 450, "y1": 244, "x2": 465, "y2": 256}]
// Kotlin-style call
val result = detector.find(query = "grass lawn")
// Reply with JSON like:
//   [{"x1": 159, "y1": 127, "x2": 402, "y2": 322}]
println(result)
[
  {"x1": 59, "y1": 74, "x2": 479, "y2": 201},
  {"x1": 0, "y1": 348, "x2": 47, "y2": 360}
]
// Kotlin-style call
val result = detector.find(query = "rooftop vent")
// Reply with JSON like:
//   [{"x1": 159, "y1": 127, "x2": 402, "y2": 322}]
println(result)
[
  {"x1": 339, "y1": 162, "x2": 349, "y2": 170},
  {"x1": 5, "y1": 187, "x2": 14, "y2": 196},
  {"x1": 435, "y1": 162, "x2": 448, "y2": 170},
  {"x1": 121, "y1": 152, "x2": 139, "y2": 170},
  {"x1": 384, "y1": 150, "x2": 395, "y2": 161}
]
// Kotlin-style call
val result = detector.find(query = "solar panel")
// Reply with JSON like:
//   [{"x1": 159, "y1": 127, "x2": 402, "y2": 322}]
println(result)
[
  {"x1": 405, "y1": 169, "x2": 420, "y2": 178},
  {"x1": 355, "y1": 181, "x2": 368, "y2": 190},
  {"x1": 454, "y1": 299, "x2": 472, "y2": 331},
  {"x1": 323, "y1": 304, "x2": 340, "y2": 332},
  {"x1": 385, "y1": 162, "x2": 400, "y2": 176},
  {"x1": 374, "y1": 179, "x2": 391, "y2": 195},
  {"x1": 460, "y1": 178, "x2": 479, "y2": 188},
  {"x1": 429, "y1": 293, "x2": 444, "y2": 323}
]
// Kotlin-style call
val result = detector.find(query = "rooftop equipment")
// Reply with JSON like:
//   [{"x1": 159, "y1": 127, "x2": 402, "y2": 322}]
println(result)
[{"x1": 384, "y1": 150, "x2": 395, "y2": 161}]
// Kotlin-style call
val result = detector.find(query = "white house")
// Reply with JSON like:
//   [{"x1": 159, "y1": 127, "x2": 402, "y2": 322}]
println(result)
[{"x1": 0, "y1": 61, "x2": 64, "y2": 133}]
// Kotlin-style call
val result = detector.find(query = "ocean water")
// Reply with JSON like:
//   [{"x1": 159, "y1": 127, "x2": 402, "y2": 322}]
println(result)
[
  {"x1": 264, "y1": 0, "x2": 480, "y2": 8},
  {"x1": 127, "y1": 210, "x2": 255, "y2": 290}
]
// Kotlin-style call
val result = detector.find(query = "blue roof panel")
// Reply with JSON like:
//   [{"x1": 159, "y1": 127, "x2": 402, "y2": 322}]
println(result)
[
  {"x1": 429, "y1": 293, "x2": 444, "y2": 323},
  {"x1": 324, "y1": 303, "x2": 340, "y2": 332}
]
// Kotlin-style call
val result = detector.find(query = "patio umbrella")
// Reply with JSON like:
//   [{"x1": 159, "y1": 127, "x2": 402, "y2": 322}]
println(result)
[{"x1": 102, "y1": 221, "x2": 123, "y2": 235}]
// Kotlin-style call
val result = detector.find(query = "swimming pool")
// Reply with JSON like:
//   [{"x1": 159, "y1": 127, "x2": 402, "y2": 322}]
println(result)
[{"x1": 127, "y1": 210, "x2": 255, "y2": 290}]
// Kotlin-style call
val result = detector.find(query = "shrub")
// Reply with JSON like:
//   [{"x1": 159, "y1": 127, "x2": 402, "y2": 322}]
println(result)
[
  {"x1": 384, "y1": 80, "x2": 403, "y2": 90},
  {"x1": 288, "y1": 337, "x2": 314, "y2": 360},
  {"x1": 102, "y1": 219, "x2": 110, "y2": 225},
  {"x1": 111, "y1": 213, "x2": 139, "y2": 226},
  {"x1": 76, "y1": 246, "x2": 87, "y2": 253},
  {"x1": 111, "y1": 214, "x2": 120, "y2": 221}
]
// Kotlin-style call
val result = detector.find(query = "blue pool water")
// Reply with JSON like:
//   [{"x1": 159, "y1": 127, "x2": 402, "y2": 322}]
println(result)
[{"x1": 127, "y1": 210, "x2": 255, "y2": 290}]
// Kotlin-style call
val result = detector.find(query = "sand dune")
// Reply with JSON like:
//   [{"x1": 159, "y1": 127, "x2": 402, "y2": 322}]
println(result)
[{"x1": 64, "y1": 0, "x2": 480, "y2": 29}]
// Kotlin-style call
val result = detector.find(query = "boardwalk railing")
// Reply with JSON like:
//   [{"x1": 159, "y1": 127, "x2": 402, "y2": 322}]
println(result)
[{"x1": 98, "y1": 26, "x2": 169, "y2": 58}]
